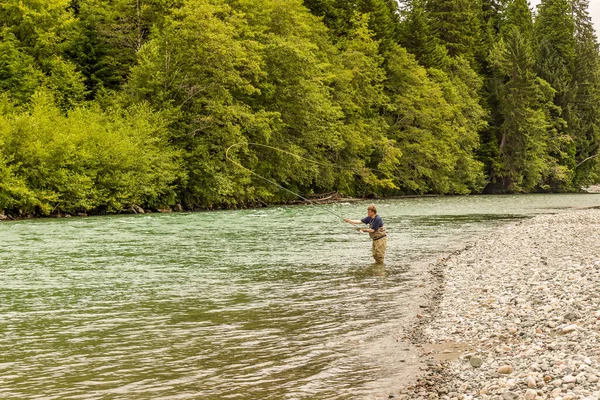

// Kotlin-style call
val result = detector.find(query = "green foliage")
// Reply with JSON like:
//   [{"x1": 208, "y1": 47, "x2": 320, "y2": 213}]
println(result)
[
  {"x1": 0, "y1": 0, "x2": 599, "y2": 215},
  {"x1": 569, "y1": 0, "x2": 600, "y2": 186},
  {"x1": 489, "y1": 28, "x2": 552, "y2": 191},
  {"x1": 384, "y1": 45, "x2": 485, "y2": 194},
  {"x1": 0, "y1": 31, "x2": 43, "y2": 103},
  {"x1": 425, "y1": 0, "x2": 487, "y2": 69},
  {"x1": 398, "y1": 0, "x2": 450, "y2": 69},
  {"x1": 0, "y1": 91, "x2": 181, "y2": 215}
]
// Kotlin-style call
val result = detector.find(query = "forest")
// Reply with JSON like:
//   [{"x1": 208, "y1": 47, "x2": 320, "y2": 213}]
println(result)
[{"x1": 0, "y1": 0, "x2": 599, "y2": 216}]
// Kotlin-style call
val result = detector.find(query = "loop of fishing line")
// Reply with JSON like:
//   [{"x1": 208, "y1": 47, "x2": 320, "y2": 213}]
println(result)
[{"x1": 225, "y1": 142, "x2": 387, "y2": 226}]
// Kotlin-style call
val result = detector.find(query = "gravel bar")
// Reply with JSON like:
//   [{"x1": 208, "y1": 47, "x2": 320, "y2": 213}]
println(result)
[{"x1": 395, "y1": 209, "x2": 600, "y2": 400}]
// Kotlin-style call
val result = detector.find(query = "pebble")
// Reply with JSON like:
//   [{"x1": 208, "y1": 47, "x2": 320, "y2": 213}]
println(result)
[
  {"x1": 498, "y1": 365, "x2": 513, "y2": 374},
  {"x1": 400, "y1": 210, "x2": 600, "y2": 400},
  {"x1": 470, "y1": 357, "x2": 482, "y2": 368}
]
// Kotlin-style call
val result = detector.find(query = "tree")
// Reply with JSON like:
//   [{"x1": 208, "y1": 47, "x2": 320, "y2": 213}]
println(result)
[
  {"x1": 384, "y1": 44, "x2": 485, "y2": 194},
  {"x1": 0, "y1": 90, "x2": 181, "y2": 215},
  {"x1": 534, "y1": 0, "x2": 578, "y2": 188},
  {"x1": 569, "y1": 0, "x2": 600, "y2": 185},
  {"x1": 398, "y1": 0, "x2": 450, "y2": 69},
  {"x1": 303, "y1": 0, "x2": 401, "y2": 53},
  {"x1": 0, "y1": 31, "x2": 43, "y2": 103},
  {"x1": 425, "y1": 0, "x2": 487, "y2": 69},
  {"x1": 67, "y1": 0, "x2": 182, "y2": 95},
  {"x1": 489, "y1": 27, "x2": 552, "y2": 191}
]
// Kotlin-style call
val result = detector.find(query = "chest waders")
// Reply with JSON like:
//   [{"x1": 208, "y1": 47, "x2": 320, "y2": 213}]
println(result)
[{"x1": 368, "y1": 218, "x2": 387, "y2": 264}]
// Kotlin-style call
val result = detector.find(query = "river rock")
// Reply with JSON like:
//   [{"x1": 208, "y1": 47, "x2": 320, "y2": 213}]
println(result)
[
  {"x1": 498, "y1": 365, "x2": 513, "y2": 375},
  {"x1": 526, "y1": 376, "x2": 536, "y2": 388},
  {"x1": 470, "y1": 357, "x2": 482, "y2": 368},
  {"x1": 502, "y1": 391, "x2": 519, "y2": 400},
  {"x1": 133, "y1": 205, "x2": 145, "y2": 214},
  {"x1": 524, "y1": 389, "x2": 537, "y2": 400},
  {"x1": 563, "y1": 312, "x2": 581, "y2": 321}
]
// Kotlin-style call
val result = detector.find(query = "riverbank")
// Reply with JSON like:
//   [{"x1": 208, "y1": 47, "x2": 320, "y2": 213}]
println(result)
[{"x1": 395, "y1": 208, "x2": 600, "y2": 400}]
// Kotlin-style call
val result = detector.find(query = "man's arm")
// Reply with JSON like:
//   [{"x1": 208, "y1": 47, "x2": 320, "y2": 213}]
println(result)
[{"x1": 343, "y1": 218, "x2": 373, "y2": 232}]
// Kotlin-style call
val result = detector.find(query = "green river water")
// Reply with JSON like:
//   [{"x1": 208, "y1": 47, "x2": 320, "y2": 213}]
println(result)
[{"x1": 1, "y1": 194, "x2": 600, "y2": 399}]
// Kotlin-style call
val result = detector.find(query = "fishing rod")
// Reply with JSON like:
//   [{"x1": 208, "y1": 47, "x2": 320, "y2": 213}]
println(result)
[{"x1": 225, "y1": 142, "x2": 386, "y2": 229}]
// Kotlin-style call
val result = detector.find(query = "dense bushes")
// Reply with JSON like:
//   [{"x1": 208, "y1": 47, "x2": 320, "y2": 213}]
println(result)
[{"x1": 0, "y1": 0, "x2": 599, "y2": 216}]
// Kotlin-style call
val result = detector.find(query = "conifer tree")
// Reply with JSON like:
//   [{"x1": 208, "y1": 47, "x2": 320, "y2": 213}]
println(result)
[
  {"x1": 425, "y1": 0, "x2": 487, "y2": 69},
  {"x1": 303, "y1": 0, "x2": 400, "y2": 53},
  {"x1": 534, "y1": 0, "x2": 575, "y2": 113},
  {"x1": 569, "y1": 0, "x2": 600, "y2": 184},
  {"x1": 486, "y1": 0, "x2": 573, "y2": 192},
  {"x1": 534, "y1": 0, "x2": 577, "y2": 188},
  {"x1": 398, "y1": 0, "x2": 449, "y2": 68}
]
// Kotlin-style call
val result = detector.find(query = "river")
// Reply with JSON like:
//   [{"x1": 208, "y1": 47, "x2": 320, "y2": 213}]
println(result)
[{"x1": 1, "y1": 194, "x2": 599, "y2": 399}]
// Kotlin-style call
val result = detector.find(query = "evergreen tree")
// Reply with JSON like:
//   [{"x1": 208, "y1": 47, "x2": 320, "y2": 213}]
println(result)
[
  {"x1": 425, "y1": 0, "x2": 487, "y2": 69},
  {"x1": 534, "y1": 0, "x2": 575, "y2": 102},
  {"x1": 398, "y1": 0, "x2": 449, "y2": 68},
  {"x1": 534, "y1": 0, "x2": 577, "y2": 188},
  {"x1": 67, "y1": 0, "x2": 180, "y2": 95},
  {"x1": 489, "y1": 26, "x2": 551, "y2": 191},
  {"x1": 569, "y1": 0, "x2": 600, "y2": 185},
  {"x1": 302, "y1": 0, "x2": 400, "y2": 53}
]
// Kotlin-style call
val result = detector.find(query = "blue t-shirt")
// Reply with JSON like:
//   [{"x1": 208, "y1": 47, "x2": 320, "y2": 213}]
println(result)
[{"x1": 361, "y1": 215, "x2": 384, "y2": 231}]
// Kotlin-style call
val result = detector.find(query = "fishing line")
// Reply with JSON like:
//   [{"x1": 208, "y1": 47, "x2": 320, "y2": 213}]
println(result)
[{"x1": 225, "y1": 142, "x2": 391, "y2": 226}]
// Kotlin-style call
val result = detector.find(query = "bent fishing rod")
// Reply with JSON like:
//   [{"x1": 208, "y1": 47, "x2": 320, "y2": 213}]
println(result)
[{"x1": 225, "y1": 142, "x2": 388, "y2": 228}]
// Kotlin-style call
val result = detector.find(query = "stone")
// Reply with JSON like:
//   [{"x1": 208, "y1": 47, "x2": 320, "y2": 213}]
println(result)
[
  {"x1": 498, "y1": 365, "x2": 513, "y2": 374},
  {"x1": 563, "y1": 312, "x2": 581, "y2": 321},
  {"x1": 524, "y1": 389, "x2": 537, "y2": 400},
  {"x1": 562, "y1": 325, "x2": 578, "y2": 334},
  {"x1": 470, "y1": 357, "x2": 483, "y2": 368},
  {"x1": 526, "y1": 376, "x2": 537, "y2": 388},
  {"x1": 502, "y1": 392, "x2": 518, "y2": 400}
]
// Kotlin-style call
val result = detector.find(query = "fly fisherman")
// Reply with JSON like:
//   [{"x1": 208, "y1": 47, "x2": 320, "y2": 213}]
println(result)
[{"x1": 344, "y1": 204, "x2": 387, "y2": 264}]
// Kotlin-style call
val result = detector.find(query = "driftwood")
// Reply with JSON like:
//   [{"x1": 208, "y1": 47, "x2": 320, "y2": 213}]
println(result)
[{"x1": 293, "y1": 192, "x2": 361, "y2": 205}]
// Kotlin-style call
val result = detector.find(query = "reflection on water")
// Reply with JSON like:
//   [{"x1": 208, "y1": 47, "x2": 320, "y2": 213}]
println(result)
[{"x1": 0, "y1": 194, "x2": 599, "y2": 399}]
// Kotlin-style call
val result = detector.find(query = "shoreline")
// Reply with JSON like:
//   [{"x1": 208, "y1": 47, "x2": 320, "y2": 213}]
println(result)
[
  {"x1": 2, "y1": 191, "x2": 599, "y2": 222},
  {"x1": 394, "y1": 208, "x2": 600, "y2": 400}
]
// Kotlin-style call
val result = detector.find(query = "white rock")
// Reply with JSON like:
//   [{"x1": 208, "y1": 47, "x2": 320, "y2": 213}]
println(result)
[{"x1": 524, "y1": 389, "x2": 537, "y2": 399}]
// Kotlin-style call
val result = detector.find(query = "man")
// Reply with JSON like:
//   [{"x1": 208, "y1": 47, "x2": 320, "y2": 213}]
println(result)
[{"x1": 344, "y1": 204, "x2": 387, "y2": 264}]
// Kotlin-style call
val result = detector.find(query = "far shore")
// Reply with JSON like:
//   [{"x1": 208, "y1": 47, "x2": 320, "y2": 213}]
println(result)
[
  {"x1": 2, "y1": 188, "x2": 600, "y2": 222},
  {"x1": 394, "y1": 208, "x2": 600, "y2": 400}
]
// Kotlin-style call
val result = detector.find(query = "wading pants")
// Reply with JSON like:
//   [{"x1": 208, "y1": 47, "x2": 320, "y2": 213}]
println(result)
[{"x1": 372, "y1": 236, "x2": 387, "y2": 264}]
